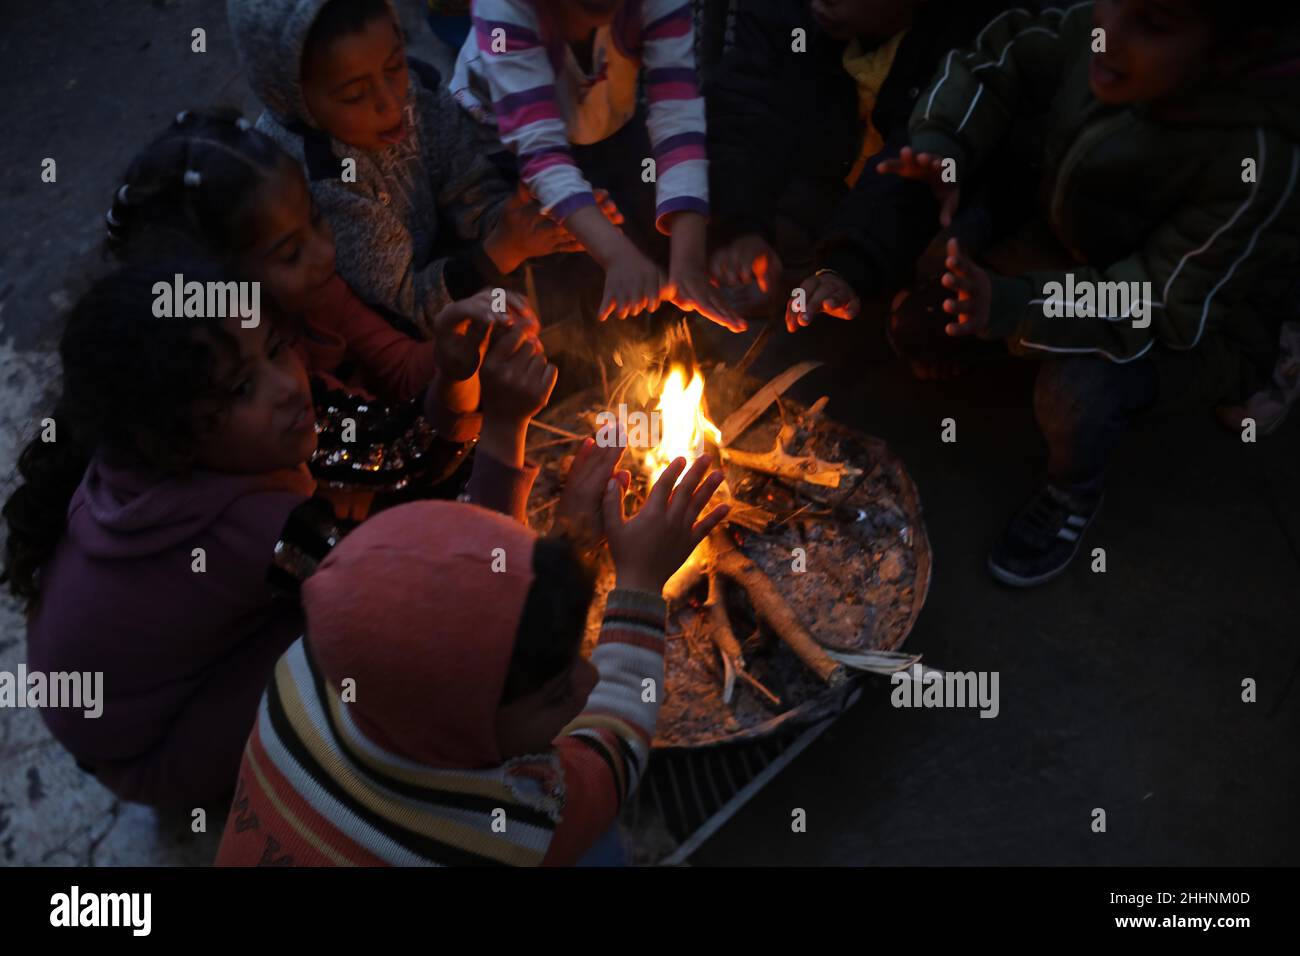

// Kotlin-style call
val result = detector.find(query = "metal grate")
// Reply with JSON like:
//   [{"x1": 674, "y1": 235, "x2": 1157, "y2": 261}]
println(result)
[{"x1": 625, "y1": 687, "x2": 862, "y2": 864}]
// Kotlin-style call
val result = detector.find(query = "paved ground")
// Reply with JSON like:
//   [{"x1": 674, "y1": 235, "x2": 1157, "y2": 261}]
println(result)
[{"x1": 1, "y1": 1, "x2": 1296, "y2": 867}]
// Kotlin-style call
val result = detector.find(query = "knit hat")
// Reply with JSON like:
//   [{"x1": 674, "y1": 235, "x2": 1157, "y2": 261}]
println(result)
[
  {"x1": 227, "y1": 0, "x2": 403, "y2": 130},
  {"x1": 301, "y1": 500, "x2": 537, "y2": 768}
]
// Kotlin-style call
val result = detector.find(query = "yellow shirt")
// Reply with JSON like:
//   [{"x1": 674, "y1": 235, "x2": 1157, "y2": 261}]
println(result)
[{"x1": 842, "y1": 29, "x2": 909, "y2": 187}]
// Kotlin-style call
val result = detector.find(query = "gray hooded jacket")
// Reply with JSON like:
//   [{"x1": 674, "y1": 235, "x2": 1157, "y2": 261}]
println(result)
[{"x1": 227, "y1": 0, "x2": 509, "y2": 337}]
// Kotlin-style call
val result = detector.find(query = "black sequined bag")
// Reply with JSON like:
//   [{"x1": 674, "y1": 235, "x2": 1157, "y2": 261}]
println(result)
[{"x1": 309, "y1": 380, "x2": 471, "y2": 494}]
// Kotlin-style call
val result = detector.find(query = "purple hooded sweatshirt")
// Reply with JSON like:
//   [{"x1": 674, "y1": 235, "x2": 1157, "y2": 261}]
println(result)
[
  {"x1": 25, "y1": 446, "x2": 535, "y2": 809},
  {"x1": 25, "y1": 455, "x2": 316, "y2": 808}
]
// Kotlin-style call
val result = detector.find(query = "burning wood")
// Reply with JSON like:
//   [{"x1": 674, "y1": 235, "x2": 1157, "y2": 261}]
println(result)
[
  {"x1": 707, "y1": 529, "x2": 847, "y2": 687},
  {"x1": 703, "y1": 573, "x2": 782, "y2": 707},
  {"x1": 527, "y1": 327, "x2": 930, "y2": 747},
  {"x1": 721, "y1": 422, "x2": 862, "y2": 489}
]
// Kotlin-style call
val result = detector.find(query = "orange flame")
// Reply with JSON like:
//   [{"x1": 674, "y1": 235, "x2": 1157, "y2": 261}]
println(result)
[{"x1": 642, "y1": 363, "x2": 721, "y2": 486}]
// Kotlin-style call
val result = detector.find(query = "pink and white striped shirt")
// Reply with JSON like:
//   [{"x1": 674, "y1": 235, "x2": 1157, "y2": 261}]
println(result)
[{"x1": 451, "y1": 0, "x2": 708, "y2": 231}]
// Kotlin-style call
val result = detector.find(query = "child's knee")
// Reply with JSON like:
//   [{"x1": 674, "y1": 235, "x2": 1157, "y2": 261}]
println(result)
[{"x1": 1033, "y1": 356, "x2": 1121, "y2": 435}]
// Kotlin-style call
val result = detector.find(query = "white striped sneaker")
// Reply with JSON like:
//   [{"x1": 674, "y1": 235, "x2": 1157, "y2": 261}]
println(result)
[{"x1": 988, "y1": 485, "x2": 1103, "y2": 588}]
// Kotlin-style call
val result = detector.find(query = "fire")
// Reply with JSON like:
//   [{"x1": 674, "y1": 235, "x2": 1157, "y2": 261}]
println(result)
[{"x1": 642, "y1": 363, "x2": 721, "y2": 486}]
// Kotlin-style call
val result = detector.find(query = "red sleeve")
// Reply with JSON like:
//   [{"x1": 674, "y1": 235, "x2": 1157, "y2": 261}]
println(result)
[
  {"x1": 543, "y1": 737, "x2": 625, "y2": 865},
  {"x1": 458, "y1": 453, "x2": 539, "y2": 523},
  {"x1": 310, "y1": 274, "x2": 439, "y2": 402},
  {"x1": 541, "y1": 589, "x2": 666, "y2": 865}
]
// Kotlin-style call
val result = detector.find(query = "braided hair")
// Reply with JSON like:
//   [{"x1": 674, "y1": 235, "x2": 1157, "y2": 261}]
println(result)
[
  {"x1": 105, "y1": 109, "x2": 296, "y2": 264},
  {"x1": 2, "y1": 260, "x2": 242, "y2": 606}
]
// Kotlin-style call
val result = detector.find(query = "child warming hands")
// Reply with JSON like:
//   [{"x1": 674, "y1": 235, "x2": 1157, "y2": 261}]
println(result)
[
  {"x1": 450, "y1": 0, "x2": 745, "y2": 331},
  {"x1": 216, "y1": 452, "x2": 728, "y2": 866},
  {"x1": 107, "y1": 109, "x2": 542, "y2": 518},
  {"x1": 882, "y1": 0, "x2": 1300, "y2": 586},
  {"x1": 228, "y1": 0, "x2": 572, "y2": 338}
]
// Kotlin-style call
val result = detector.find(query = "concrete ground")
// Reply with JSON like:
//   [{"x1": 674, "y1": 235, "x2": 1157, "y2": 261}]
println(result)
[{"x1": 1, "y1": 1, "x2": 1296, "y2": 867}]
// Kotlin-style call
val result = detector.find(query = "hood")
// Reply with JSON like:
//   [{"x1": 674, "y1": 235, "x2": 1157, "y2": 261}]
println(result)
[
  {"x1": 1118, "y1": 27, "x2": 1300, "y2": 138},
  {"x1": 1157, "y1": 44, "x2": 1300, "y2": 141},
  {"x1": 1231, "y1": 47, "x2": 1300, "y2": 140},
  {"x1": 66, "y1": 454, "x2": 315, "y2": 560},
  {"x1": 226, "y1": 0, "x2": 402, "y2": 129},
  {"x1": 301, "y1": 500, "x2": 537, "y2": 769}
]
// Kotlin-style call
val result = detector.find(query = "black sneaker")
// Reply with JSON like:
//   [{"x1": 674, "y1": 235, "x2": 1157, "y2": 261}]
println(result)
[{"x1": 988, "y1": 485, "x2": 1102, "y2": 587}]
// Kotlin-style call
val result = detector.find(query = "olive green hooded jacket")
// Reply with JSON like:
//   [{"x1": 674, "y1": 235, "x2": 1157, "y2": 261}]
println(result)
[{"x1": 909, "y1": 2, "x2": 1299, "y2": 398}]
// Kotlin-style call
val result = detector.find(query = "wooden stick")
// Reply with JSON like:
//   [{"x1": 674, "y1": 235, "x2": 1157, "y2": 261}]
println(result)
[
  {"x1": 527, "y1": 436, "x2": 586, "y2": 452},
  {"x1": 708, "y1": 530, "x2": 847, "y2": 687},
  {"x1": 704, "y1": 570, "x2": 782, "y2": 707},
  {"x1": 663, "y1": 558, "x2": 705, "y2": 605},
  {"x1": 731, "y1": 322, "x2": 774, "y2": 379},
  {"x1": 528, "y1": 419, "x2": 587, "y2": 441},
  {"x1": 719, "y1": 360, "x2": 823, "y2": 447},
  {"x1": 722, "y1": 442, "x2": 861, "y2": 489},
  {"x1": 735, "y1": 663, "x2": 782, "y2": 707},
  {"x1": 705, "y1": 573, "x2": 740, "y2": 647},
  {"x1": 523, "y1": 262, "x2": 540, "y2": 319},
  {"x1": 526, "y1": 498, "x2": 558, "y2": 520}
]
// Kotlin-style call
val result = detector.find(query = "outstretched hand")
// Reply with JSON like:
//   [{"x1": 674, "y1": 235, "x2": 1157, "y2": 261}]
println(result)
[
  {"x1": 877, "y1": 147, "x2": 961, "y2": 228},
  {"x1": 785, "y1": 271, "x2": 860, "y2": 333},
  {"x1": 554, "y1": 437, "x2": 631, "y2": 554},
  {"x1": 603, "y1": 455, "x2": 730, "y2": 594},
  {"x1": 432, "y1": 287, "x2": 537, "y2": 383},
  {"x1": 484, "y1": 182, "x2": 585, "y2": 274},
  {"x1": 479, "y1": 323, "x2": 558, "y2": 423},
  {"x1": 666, "y1": 267, "x2": 748, "y2": 332},
  {"x1": 710, "y1": 233, "x2": 781, "y2": 294},
  {"x1": 939, "y1": 237, "x2": 992, "y2": 337}
]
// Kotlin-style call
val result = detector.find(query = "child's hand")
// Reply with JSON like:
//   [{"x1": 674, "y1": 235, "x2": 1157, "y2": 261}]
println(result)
[
  {"x1": 484, "y1": 183, "x2": 584, "y2": 274},
  {"x1": 479, "y1": 324, "x2": 558, "y2": 424},
  {"x1": 667, "y1": 265, "x2": 748, "y2": 332},
  {"x1": 432, "y1": 288, "x2": 538, "y2": 382},
  {"x1": 554, "y1": 437, "x2": 631, "y2": 554},
  {"x1": 940, "y1": 238, "x2": 992, "y2": 337},
  {"x1": 877, "y1": 147, "x2": 961, "y2": 228},
  {"x1": 709, "y1": 234, "x2": 782, "y2": 294},
  {"x1": 602, "y1": 455, "x2": 730, "y2": 595},
  {"x1": 599, "y1": 244, "x2": 669, "y2": 321},
  {"x1": 785, "y1": 271, "x2": 860, "y2": 333}
]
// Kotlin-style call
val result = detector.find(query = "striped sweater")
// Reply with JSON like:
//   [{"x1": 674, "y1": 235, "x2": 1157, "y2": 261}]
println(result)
[
  {"x1": 451, "y1": 0, "x2": 708, "y2": 230},
  {"x1": 215, "y1": 588, "x2": 666, "y2": 866}
]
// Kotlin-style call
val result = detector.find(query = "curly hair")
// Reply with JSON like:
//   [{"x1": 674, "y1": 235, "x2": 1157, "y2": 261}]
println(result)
[{"x1": 1, "y1": 261, "x2": 242, "y2": 606}]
